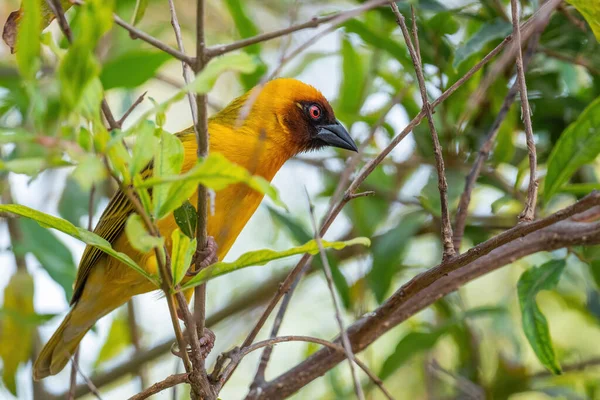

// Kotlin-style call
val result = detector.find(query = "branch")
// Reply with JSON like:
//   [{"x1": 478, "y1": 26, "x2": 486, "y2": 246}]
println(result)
[
  {"x1": 510, "y1": 0, "x2": 537, "y2": 222},
  {"x1": 253, "y1": 193, "x2": 600, "y2": 398},
  {"x1": 453, "y1": 31, "x2": 542, "y2": 251},
  {"x1": 128, "y1": 373, "x2": 188, "y2": 400},
  {"x1": 307, "y1": 194, "x2": 364, "y2": 400},
  {"x1": 391, "y1": 4, "x2": 454, "y2": 261}
]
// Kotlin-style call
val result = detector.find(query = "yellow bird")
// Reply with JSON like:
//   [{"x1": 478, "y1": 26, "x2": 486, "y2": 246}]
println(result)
[{"x1": 33, "y1": 78, "x2": 357, "y2": 379}]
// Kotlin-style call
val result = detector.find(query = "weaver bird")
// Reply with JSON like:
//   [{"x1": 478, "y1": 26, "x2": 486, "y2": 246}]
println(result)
[{"x1": 33, "y1": 78, "x2": 358, "y2": 379}]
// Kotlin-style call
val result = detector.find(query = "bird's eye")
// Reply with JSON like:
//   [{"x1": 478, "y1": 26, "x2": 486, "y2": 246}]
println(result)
[{"x1": 308, "y1": 104, "x2": 322, "y2": 121}]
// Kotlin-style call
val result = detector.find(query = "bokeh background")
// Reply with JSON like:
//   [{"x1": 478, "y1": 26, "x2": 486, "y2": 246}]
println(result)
[{"x1": 2, "y1": 0, "x2": 600, "y2": 399}]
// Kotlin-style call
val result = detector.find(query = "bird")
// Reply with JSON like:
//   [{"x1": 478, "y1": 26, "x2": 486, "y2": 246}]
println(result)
[{"x1": 33, "y1": 78, "x2": 358, "y2": 379}]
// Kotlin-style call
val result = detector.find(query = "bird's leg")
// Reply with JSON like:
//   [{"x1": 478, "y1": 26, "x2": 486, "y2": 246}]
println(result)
[{"x1": 186, "y1": 236, "x2": 218, "y2": 276}]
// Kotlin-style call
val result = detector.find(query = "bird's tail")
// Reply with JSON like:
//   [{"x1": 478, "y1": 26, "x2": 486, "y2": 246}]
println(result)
[{"x1": 33, "y1": 308, "x2": 88, "y2": 380}]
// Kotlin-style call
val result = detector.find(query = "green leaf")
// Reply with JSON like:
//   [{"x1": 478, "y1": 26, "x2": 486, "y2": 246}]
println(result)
[
  {"x1": 125, "y1": 214, "x2": 164, "y2": 253},
  {"x1": 139, "y1": 152, "x2": 285, "y2": 219},
  {"x1": 94, "y1": 311, "x2": 131, "y2": 368},
  {"x1": 517, "y1": 259, "x2": 565, "y2": 375},
  {"x1": 187, "y1": 52, "x2": 258, "y2": 94},
  {"x1": 369, "y1": 213, "x2": 425, "y2": 303},
  {"x1": 174, "y1": 201, "x2": 198, "y2": 239},
  {"x1": 71, "y1": 154, "x2": 107, "y2": 191},
  {"x1": 544, "y1": 96, "x2": 600, "y2": 202},
  {"x1": 454, "y1": 19, "x2": 512, "y2": 68},
  {"x1": 0, "y1": 204, "x2": 158, "y2": 286},
  {"x1": 566, "y1": 0, "x2": 600, "y2": 41},
  {"x1": 17, "y1": 219, "x2": 77, "y2": 301},
  {"x1": 343, "y1": 19, "x2": 410, "y2": 67},
  {"x1": 379, "y1": 329, "x2": 446, "y2": 380},
  {"x1": 180, "y1": 237, "x2": 370, "y2": 290},
  {"x1": 131, "y1": 0, "x2": 149, "y2": 26},
  {"x1": 0, "y1": 270, "x2": 34, "y2": 395},
  {"x1": 152, "y1": 130, "x2": 184, "y2": 218},
  {"x1": 171, "y1": 229, "x2": 196, "y2": 286},
  {"x1": 16, "y1": 0, "x2": 42, "y2": 80},
  {"x1": 101, "y1": 51, "x2": 171, "y2": 90},
  {"x1": 418, "y1": 169, "x2": 464, "y2": 217},
  {"x1": 338, "y1": 36, "x2": 365, "y2": 115},
  {"x1": 130, "y1": 121, "x2": 158, "y2": 177}
]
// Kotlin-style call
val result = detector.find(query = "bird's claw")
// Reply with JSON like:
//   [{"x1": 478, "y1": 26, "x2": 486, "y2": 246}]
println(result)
[
  {"x1": 170, "y1": 328, "x2": 216, "y2": 360},
  {"x1": 186, "y1": 236, "x2": 218, "y2": 276}
]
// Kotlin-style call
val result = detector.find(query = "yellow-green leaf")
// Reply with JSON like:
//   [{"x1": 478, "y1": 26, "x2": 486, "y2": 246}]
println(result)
[
  {"x1": 0, "y1": 270, "x2": 34, "y2": 395},
  {"x1": 567, "y1": 0, "x2": 600, "y2": 41},
  {"x1": 152, "y1": 130, "x2": 184, "y2": 219},
  {"x1": 94, "y1": 311, "x2": 131, "y2": 368},
  {"x1": 125, "y1": 214, "x2": 164, "y2": 253},
  {"x1": 180, "y1": 237, "x2": 370, "y2": 290},
  {"x1": 187, "y1": 52, "x2": 258, "y2": 94},
  {"x1": 15, "y1": 0, "x2": 41, "y2": 80},
  {"x1": 171, "y1": 229, "x2": 196, "y2": 286}
]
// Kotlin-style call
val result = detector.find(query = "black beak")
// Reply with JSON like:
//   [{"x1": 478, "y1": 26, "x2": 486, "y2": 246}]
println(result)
[{"x1": 315, "y1": 120, "x2": 358, "y2": 152}]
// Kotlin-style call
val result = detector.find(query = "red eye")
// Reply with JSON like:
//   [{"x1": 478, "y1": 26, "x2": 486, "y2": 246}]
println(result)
[{"x1": 308, "y1": 104, "x2": 321, "y2": 120}]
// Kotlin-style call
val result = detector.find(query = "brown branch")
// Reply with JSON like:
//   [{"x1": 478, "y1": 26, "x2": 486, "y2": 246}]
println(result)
[
  {"x1": 253, "y1": 193, "x2": 600, "y2": 398},
  {"x1": 510, "y1": 0, "x2": 538, "y2": 222},
  {"x1": 71, "y1": 354, "x2": 103, "y2": 400},
  {"x1": 70, "y1": 0, "x2": 194, "y2": 66},
  {"x1": 453, "y1": 32, "x2": 542, "y2": 251},
  {"x1": 391, "y1": 4, "x2": 454, "y2": 261},
  {"x1": 307, "y1": 194, "x2": 364, "y2": 400},
  {"x1": 127, "y1": 300, "x2": 148, "y2": 389},
  {"x1": 204, "y1": 1, "x2": 388, "y2": 59},
  {"x1": 531, "y1": 356, "x2": 600, "y2": 379},
  {"x1": 117, "y1": 91, "x2": 147, "y2": 128},
  {"x1": 128, "y1": 373, "x2": 188, "y2": 400}
]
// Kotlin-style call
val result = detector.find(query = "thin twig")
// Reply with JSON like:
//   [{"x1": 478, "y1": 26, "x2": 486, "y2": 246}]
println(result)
[
  {"x1": 539, "y1": 47, "x2": 600, "y2": 76},
  {"x1": 306, "y1": 191, "x2": 365, "y2": 400},
  {"x1": 453, "y1": 32, "x2": 542, "y2": 251},
  {"x1": 71, "y1": 354, "x2": 103, "y2": 400},
  {"x1": 127, "y1": 300, "x2": 148, "y2": 389},
  {"x1": 70, "y1": 0, "x2": 194, "y2": 65},
  {"x1": 531, "y1": 356, "x2": 600, "y2": 379},
  {"x1": 391, "y1": 3, "x2": 455, "y2": 261},
  {"x1": 128, "y1": 373, "x2": 188, "y2": 400},
  {"x1": 510, "y1": 0, "x2": 537, "y2": 222},
  {"x1": 168, "y1": 0, "x2": 198, "y2": 123},
  {"x1": 117, "y1": 91, "x2": 148, "y2": 128}
]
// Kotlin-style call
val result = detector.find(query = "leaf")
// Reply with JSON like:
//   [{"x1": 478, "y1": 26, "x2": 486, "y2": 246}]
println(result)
[
  {"x1": 101, "y1": 51, "x2": 171, "y2": 90},
  {"x1": 454, "y1": 19, "x2": 512, "y2": 68},
  {"x1": 517, "y1": 259, "x2": 566, "y2": 375},
  {"x1": 94, "y1": 311, "x2": 131, "y2": 368},
  {"x1": 338, "y1": 36, "x2": 365, "y2": 115},
  {"x1": 125, "y1": 214, "x2": 164, "y2": 253},
  {"x1": 17, "y1": 219, "x2": 77, "y2": 301},
  {"x1": 174, "y1": 201, "x2": 198, "y2": 239},
  {"x1": 343, "y1": 19, "x2": 410, "y2": 67},
  {"x1": 368, "y1": 213, "x2": 425, "y2": 303},
  {"x1": 379, "y1": 329, "x2": 446, "y2": 380},
  {"x1": 15, "y1": 0, "x2": 41, "y2": 79},
  {"x1": 58, "y1": 177, "x2": 99, "y2": 226},
  {"x1": 187, "y1": 52, "x2": 259, "y2": 94},
  {"x1": 152, "y1": 130, "x2": 184, "y2": 219},
  {"x1": 0, "y1": 204, "x2": 158, "y2": 286},
  {"x1": 566, "y1": 0, "x2": 600, "y2": 41},
  {"x1": 131, "y1": 0, "x2": 149, "y2": 26},
  {"x1": 139, "y1": 152, "x2": 285, "y2": 219},
  {"x1": 71, "y1": 154, "x2": 107, "y2": 191},
  {"x1": 180, "y1": 237, "x2": 370, "y2": 290},
  {"x1": 130, "y1": 121, "x2": 158, "y2": 177},
  {"x1": 0, "y1": 270, "x2": 34, "y2": 395},
  {"x1": 171, "y1": 229, "x2": 196, "y2": 286},
  {"x1": 418, "y1": 169, "x2": 464, "y2": 217},
  {"x1": 544, "y1": 96, "x2": 600, "y2": 202}
]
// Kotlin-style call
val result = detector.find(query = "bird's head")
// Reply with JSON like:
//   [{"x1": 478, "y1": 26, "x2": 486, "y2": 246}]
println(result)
[{"x1": 214, "y1": 78, "x2": 357, "y2": 155}]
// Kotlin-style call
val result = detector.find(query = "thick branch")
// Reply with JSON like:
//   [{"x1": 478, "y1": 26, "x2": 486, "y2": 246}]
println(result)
[{"x1": 254, "y1": 195, "x2": 600, "y2": 398}]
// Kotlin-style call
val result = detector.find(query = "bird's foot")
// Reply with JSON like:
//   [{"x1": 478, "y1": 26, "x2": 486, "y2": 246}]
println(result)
[
  {"x1": 171, "y1": 328, "x2": 216, "y2": 361},
  {"x1": 187, "y1": 236, "x2": 218, "y2": 276}
]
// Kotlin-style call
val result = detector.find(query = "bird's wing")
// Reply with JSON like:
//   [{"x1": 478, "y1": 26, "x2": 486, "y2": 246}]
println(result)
[
  {"x1": 70, "y1": 185, "x2": 136, "y2": 305},
  {"x1": 70, "y1": 130, "x2": 197, "y2": 305}
]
